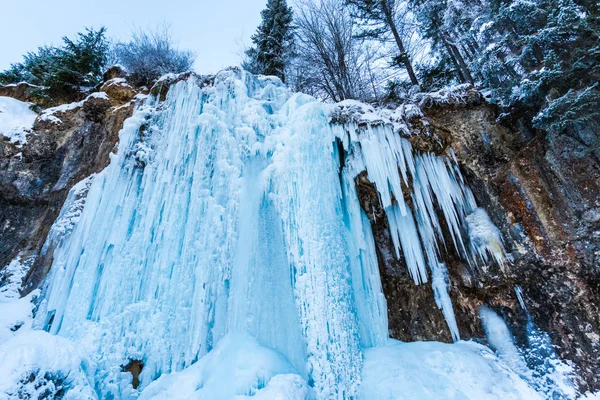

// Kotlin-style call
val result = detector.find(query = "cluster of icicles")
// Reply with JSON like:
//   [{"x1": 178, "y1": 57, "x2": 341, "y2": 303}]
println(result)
[
  {"x1": 36, "y1": 69, "x2": 505, "y2": 398},
  {"x1": 336, "y1": 111, "x2": 505, "y2": 342}
]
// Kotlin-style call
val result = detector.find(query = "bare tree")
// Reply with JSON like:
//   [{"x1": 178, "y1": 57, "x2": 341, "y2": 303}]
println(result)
[
  {"x1": 113, "y1": 25, "x2": 196, "y2": 86},
  {"x1": 291, "y1": 0, "x2": 383, "y2": 102}
]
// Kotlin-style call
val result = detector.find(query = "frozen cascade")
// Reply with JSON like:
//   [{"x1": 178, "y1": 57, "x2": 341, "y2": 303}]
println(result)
[
  {"x1": 335, "y1": 116, "x2": 505, "y2": 340},
  {"x1": 34, "y1": 70, "x2": 513, "y2": 398}
]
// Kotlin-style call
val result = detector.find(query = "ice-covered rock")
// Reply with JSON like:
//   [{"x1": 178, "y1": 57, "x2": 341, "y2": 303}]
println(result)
[
  {"x1": 0, "y1": 331, "x2": 96, "y2": 400},
  {"x1": 0, "y1": 96, "x2": 37, "y2": 145}
]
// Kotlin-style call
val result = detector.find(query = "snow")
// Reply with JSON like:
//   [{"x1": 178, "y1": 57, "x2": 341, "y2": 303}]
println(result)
[
  {"x1": 39, "y1": 91, "x2": 110, "y2": 123},
  {"x1": 103, "y1": 77, "x2": 128, "y2": 87},
  {"x1": 234, "y1": 374, "x2": 312, "y2": 400},
  {"x1": 0, "y1": 96, "x2": 37, "y2": 145},
  {"x1": 414, "y1": 83, "x2": 473, "y2": 107},
  {"x1": 361, "y1": 339, "x2": 543, "y2": 400},
  {"x1": 0, "y1": 331, "x2": 96, "y2": 400},
  {"x1": 139, "y1": 333, "x2": 308, "y2": 399}
]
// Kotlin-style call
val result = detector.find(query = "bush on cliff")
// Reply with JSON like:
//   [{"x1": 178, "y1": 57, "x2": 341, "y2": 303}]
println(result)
[{"x1": 112, "y1": 26, "x2": 196, "y2": 86}]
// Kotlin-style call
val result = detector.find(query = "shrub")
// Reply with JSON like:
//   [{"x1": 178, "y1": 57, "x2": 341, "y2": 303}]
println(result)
[{"x1": 113, "y1": 26, "x2": 196, "y2": 86}]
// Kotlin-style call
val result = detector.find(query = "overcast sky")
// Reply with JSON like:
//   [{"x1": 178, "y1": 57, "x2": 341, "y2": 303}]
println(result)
[{"x1": 0, "y1": 0, "x2": 267, "y2": 74}]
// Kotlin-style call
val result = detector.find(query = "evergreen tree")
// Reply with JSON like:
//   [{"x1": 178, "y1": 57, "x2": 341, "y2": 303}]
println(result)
[
  {"x1": 247, "y1": 0, "x2": 295, "y2": 82},
  {"x1": 0, "y1": 28, "x2": 109, "y2": 102},
  {"x1": 410, "y1": 0, "x2": 600, "y2": 133},
  {"x1": 346, "y1": 0, "x2": 420, "y2": 86}
]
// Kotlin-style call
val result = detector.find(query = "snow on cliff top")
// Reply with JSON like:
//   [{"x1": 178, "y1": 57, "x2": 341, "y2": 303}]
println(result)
[{"x1": 0, "y1": 96, "x2": 37, "y2": 145}]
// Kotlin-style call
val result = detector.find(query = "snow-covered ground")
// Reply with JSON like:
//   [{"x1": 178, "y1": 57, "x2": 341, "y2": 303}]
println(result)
[
  {"x1": 0, "y1": 96, "x2": 37, "y2": 145},
  {"x1": 361, "y1": 339, "x2": 543, "y2": 399}
]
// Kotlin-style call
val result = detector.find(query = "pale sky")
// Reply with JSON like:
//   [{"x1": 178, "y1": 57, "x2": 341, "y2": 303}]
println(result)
[{"x1": 0, "y1": 0, "x2": 267, "y2": 75}]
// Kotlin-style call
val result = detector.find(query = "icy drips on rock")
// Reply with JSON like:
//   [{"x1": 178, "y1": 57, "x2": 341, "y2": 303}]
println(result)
[
  {"x1": 466, "y1": 207, "x2": 506, "y2": 271},
  {"x1": 480, "y1": 306, "x2": 531, "y2": 378},
  {"x1": 41, "y1": 174, "x2": 96, "y2": 255},
  {"x1": 332, "y1": 103, "x2": 505, "y2": 340},
  {"x1": 0, "y1": 256, "x2": 38, "y2": 344},
  {"x1": 480, "y1": 305, "x2": 578, "y2": 398}
]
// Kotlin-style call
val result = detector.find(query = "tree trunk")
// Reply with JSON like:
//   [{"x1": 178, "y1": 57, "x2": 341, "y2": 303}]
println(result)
[
  {"x1": 443, "y1": 33, "x2": 474, "y2": 85},
  {"x1": 442, "y1": 38, "x2": 467, "y2": 83},
  {"x1": 382, "y1": 5, "x2": 419, "y2": 86}
]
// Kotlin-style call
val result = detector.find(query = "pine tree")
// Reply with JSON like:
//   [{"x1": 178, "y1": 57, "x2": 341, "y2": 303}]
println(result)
[
  {"x1": 410, "y1": 0, "x2": 599, "y2": 133},
  {"x1": 248, "y1": 0, "x2": 295, "y2": 82},
  {"x1": 0, "y1": 28, "x2": 109, "y2": 102}
]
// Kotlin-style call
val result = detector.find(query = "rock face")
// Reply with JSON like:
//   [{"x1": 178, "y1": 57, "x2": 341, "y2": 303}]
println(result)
[
  {"x1": 0, "y1": 78, "x2": 139, "y2": 292},
  {"x1": 1, "y1": 75, "x2": 598, "y2": 392},
  {"x1": 355, "y1": 91, "x2": 600, "y2": 391}
]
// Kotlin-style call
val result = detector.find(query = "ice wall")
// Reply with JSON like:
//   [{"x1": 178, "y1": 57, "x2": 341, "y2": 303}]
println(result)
[{"x1": 38, "y1": 70, "x2": 505, "y2": 398}]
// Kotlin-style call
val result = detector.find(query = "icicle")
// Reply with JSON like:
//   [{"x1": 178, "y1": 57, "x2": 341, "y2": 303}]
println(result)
[
  {"x1": 334, "y1": 111, "x2": 505, "y2": 340},
  {"x1": 342, "y1": 147, "x2": 389, "y2": 347},
  {"x1": 466, "y1": 207, "x2": 506, "y2": 270},
  {"x1": 431, "y1": 262, "x2": 460, "y2": 341},
  {"x1": 387, "y1": 203, "x2": 429, "y2": 284},
  {"x1": 514, "y1": 285, "x2": 527, "y2": 312}
]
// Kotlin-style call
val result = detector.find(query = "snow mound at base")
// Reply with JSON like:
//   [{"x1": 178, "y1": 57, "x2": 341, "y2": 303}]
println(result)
[
  {"x1": 139, "y1": 332, "x2": 310, "y2": 400},
  {"x1": 0, "y1": 96, "x2": 37, "y2": 145},
  {"x1": 0, "y1": 330, "x2": 96, "y2": 400},
  {"x1": 361, "y1": 339, "x2": 543, "y2": 400},
  {"x1": 234, "y1": 374, "x2": 312, "y2": 400}
]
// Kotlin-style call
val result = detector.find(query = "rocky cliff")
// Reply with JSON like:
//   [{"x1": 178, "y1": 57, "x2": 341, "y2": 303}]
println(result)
[
  {"x1": 1, "y1": 73, "x2": 598, "y2": 394},
  {"x1": 0, "y1": 70, "x2": 140, "y2": 291},
  {"x1": 352, "y1": 90, "x2": 600, "y2": 392}
]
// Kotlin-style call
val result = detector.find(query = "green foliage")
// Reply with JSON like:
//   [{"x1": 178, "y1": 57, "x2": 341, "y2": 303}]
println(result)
[
  {"x1": 412, "y1": 0, "x2": 600, "y2": 133},
  {"x1": 417, "y1": 57, "x2": 460, "y2": 92},
  {"x1": 247, "y1": 0, "x2": 295, "y2": 82},
  {"x1": 0, "y1": 28, "x2": 109, "y2": 102}
]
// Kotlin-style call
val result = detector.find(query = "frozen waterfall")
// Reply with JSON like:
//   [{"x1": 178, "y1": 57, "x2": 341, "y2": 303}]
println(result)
[{"x1": 28, "y1": 70, "x2": 532, "y2": 399}]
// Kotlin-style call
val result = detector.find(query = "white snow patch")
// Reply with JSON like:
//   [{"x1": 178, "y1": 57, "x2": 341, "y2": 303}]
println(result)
[
  {"x1": 0, "y1": 330, "x2": 96, "y2": 400},
  {"x1": 40, "y1": 91, "x2": 110, "y2": 123},
  {"x1": 139, "y1": 333, "x2": 306, "y2": 399},
  {"x1": 0, "y1": 96, "x2": 37, "y2": 145},
  {"x1": 233, "y1": 374, "x2": 312, "y2": 399},
  {"x1": 361, "y1": 339, "x2": 543, "y2": 400}
]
